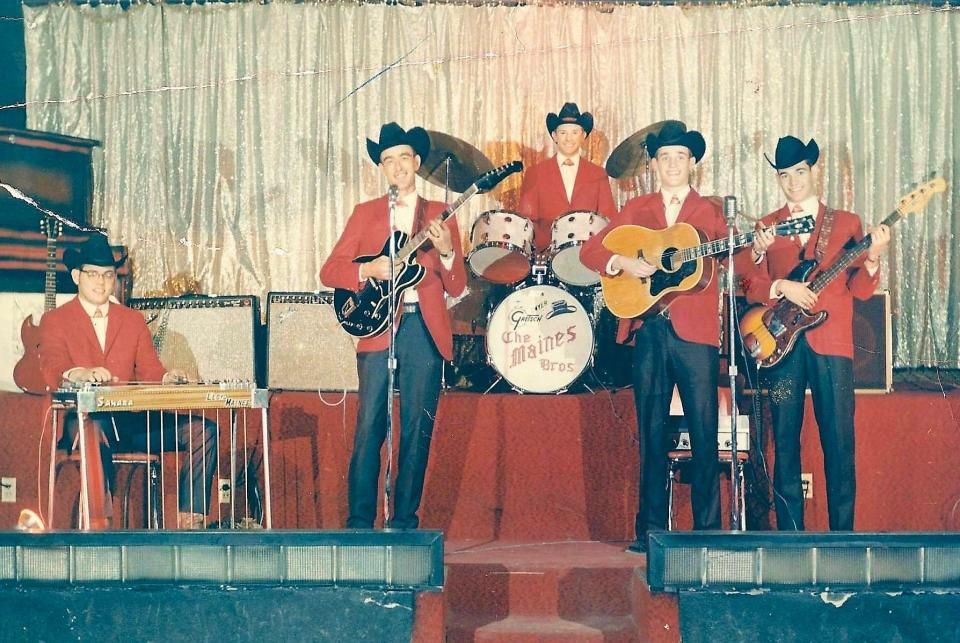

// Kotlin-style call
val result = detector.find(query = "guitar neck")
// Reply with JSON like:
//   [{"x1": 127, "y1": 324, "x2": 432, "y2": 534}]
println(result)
[
  {"x1": 678, "y1": 221, "x2": 791, "y2": 263},
  {"x1": 808, "y1": 209, "x2": 901, "y2": 294},
  {"x1": 395, "y1": 185, "x2": 479, "y2": 263},
  {"x1": 44, "y1": 232, "x2": 58, "y2": 311}
]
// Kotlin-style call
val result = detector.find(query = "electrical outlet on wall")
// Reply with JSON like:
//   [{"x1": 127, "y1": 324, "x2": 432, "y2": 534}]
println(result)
[
  {"x1": 218, "y1": 479, "x2": 232, "y2": 504},
  {"x1": 1, "y1": 477, "x2": 16, "y2": 503}
]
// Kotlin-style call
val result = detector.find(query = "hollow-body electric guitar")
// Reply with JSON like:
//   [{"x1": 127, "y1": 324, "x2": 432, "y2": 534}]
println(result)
[{"x1": 335, "y1": 160, "x2": 522, "y2": 338}]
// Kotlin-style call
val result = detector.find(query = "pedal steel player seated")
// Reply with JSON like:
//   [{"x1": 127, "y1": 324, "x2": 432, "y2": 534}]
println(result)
[{"x1": 39, "y1": 235, "x2": 217, "y2": 530}]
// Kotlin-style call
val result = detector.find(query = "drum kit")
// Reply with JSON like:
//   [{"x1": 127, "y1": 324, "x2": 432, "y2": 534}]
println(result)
[{"x1": 420, "y1": 123, "x2": 675, "y2": 394}]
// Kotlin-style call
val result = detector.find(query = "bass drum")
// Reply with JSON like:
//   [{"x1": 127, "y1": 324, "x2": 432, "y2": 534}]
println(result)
[{"x1": 485, "y1": 285, "x2": 594, "y2": 394}]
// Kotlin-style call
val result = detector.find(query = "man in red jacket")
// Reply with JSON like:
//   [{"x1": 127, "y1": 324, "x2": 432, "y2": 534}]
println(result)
[
  {"x1": 580, "y1": 122, "x2": 763, "y2": 553},
  {"x1": 518, "y1": 102, "x2": 618, "y2": 253},
  {"x1": 39, "y1": 235, "x2": 217, "y2": 529},
  {"x1": 748, "y1": 136, "x2": 890, "y2": 531},
  {"x1": 320, "y1": 123, "x2": 466, "y2": 529}
]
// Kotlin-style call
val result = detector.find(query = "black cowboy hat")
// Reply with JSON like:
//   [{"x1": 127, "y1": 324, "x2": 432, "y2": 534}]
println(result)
[
  {"x1": 546, "y1": 102, "x2": 594, "y2": 137},
  {"x1": 63, "y1": 234, "x2": 126, "y2": 272},
  {"x1": 366, "y1": 122, "x2": 431, "y2": 164},
  {"x1": 645, "y1": 121, "x2": 706, "y2": 162},
  {"x1": 765, "y1": 136, "x2": 820, "y2": 170}
]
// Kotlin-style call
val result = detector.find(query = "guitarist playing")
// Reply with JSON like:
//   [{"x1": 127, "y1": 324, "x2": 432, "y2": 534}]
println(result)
[
  {"x1": 320, "y1": 122, "x2": 466, "y2": 529},
  {"x1": 579, "y1": 122, "x2": 764, "y2": 553},
  {"x1": 748, "y1": 135, "x2": 890, "y2": 531}
]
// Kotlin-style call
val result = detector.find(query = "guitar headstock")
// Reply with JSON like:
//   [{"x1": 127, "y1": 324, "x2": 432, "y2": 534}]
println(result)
[
  {"x1": 475, "y1": 160, "x2": 523, "y2": 194},
  {"x1": 40, "y1": 217, "x2": 62, "y2": 239},
  {"x1": 776, "y1": 214, "x2": 815, "y2": 235},
  {"x1": 897, "y1": 177, "x2": 947, "y2": 216}
]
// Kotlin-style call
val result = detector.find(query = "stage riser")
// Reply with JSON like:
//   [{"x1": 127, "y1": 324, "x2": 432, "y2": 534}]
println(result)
[
  {"x1": 2, "y1": 390, "x2": 960, "y2": 539},
  {"x1": 0, "y1": 586, "x2": 418, "y2": 642},
  {"x1": 679, "y1": 592, "x2": 960, "y2": 643}
]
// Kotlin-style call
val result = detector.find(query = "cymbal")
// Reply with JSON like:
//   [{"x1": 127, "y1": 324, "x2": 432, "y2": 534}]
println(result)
[
  {"x1": 418, "y1": 131, "x2": 495, "y2": 193},
  {"x1": 605, "y1": 120, "x2": 685, "y2": 179}
]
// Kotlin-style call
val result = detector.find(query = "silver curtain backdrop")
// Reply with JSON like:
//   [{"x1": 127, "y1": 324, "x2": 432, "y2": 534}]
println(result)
[{"x1": 21, "y1": 2, "x2": 960, "y2": 368}]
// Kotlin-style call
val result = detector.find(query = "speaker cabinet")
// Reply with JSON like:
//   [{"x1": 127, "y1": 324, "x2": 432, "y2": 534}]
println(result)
[
  {"x1": 852, "y1": 291, "x2": 892, "y2": 393},
  {"x1": 128, "y1": 295, "x2": 258, "y2": 383},
  {"x1": 266, "y1": 292, "x2": 359, "y2": 391}
]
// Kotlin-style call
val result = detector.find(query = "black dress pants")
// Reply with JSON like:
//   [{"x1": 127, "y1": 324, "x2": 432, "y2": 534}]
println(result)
[
  {"x1": 762, "y1": 335, "x2": 856, "y2": 530},
  {"x1": 346, "y1": 308, "x2": 443, "y2": 529},
  {"x1": 631, "y1": 315, "x2": 721, "y2": 538}
]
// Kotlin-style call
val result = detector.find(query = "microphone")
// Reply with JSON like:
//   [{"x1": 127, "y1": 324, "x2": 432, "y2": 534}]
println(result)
[
  {"x1": 723, "y1": 195, "x2": 737, "y2": 223},
  {"x1": 388, "y1": 184, "x2": 399, "y2": 205}
]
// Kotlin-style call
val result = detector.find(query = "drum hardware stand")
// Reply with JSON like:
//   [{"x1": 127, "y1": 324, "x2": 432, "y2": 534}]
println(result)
[
  {"x1": 723, "y1": 196, "x2": 745, "y2": 532},
  {"x1": 384, "y1": 185, "x2": 400, "y2": 527},
  {"x1": 531, "y1": 261, "x2": 548, "y2": 285}
]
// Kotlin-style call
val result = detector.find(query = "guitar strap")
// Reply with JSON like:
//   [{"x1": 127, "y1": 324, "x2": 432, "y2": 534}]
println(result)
[
  {"x1": 811, "y1": 206, "x2": 836, "y2": 262},
  {"x1": 412, "y1": 197, "x2": 428, "y2": 256}
]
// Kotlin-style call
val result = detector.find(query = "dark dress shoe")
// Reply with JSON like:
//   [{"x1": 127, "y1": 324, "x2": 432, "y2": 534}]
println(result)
[{"x1": 626, "y1": 538, "x2": 647, "y2": 554}]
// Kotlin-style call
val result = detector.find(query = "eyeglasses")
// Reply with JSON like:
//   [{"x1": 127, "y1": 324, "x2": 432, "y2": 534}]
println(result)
[{"x1": 80, "y1": 269, "x2": 117, "y2": 281}]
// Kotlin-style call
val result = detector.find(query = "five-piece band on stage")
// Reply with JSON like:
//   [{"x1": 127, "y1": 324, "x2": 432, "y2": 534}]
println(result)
[{"x1": 14, "y1": 102, "x2": 950, "y2": 554}]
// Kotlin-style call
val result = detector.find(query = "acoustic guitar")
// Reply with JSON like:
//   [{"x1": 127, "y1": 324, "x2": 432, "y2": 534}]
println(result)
[
  {"x1": 740, "y1": 177, "x2": 946, "y2": 368},
  {"x1": 600, "y1": 216, "x2": 816, "y2": 319}
]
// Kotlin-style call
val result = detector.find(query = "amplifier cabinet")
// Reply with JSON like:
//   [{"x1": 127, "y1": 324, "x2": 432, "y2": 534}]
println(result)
[
  {"x1": 128, "y1": 295, "x2": 259, "y2": 383},
  {"x1": 266, "y1": 292, "x2": 359, "y2": 391},
  {"x1": 852, "y1": 291, "x2": 893, "y2": 393}
]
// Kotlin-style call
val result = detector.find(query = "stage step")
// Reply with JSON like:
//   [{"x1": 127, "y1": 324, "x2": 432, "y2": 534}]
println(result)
[{"x1": 444, "y1": 540, "x2": 679, "y2": 642}]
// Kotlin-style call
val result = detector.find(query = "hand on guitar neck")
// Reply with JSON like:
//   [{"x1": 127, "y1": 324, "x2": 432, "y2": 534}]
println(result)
[{"x1": 771, "y1": 222, "x2": 891, "y2": 311}]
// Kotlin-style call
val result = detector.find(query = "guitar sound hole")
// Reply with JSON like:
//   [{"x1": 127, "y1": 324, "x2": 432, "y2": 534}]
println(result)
[{"x1": 662, "y1": 249, "x2": 678, "y2": 271}]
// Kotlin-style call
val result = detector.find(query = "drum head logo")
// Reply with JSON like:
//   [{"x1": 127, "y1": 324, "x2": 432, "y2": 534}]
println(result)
[{"x1": 488, "y1": 285, "x2": 594, "y2": 394}]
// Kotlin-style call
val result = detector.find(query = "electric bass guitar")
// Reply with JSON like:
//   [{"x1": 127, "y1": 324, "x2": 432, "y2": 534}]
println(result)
[
  {"x1": 740, "y1": 177, "x2": 946, "y2": 368},
  {"x1": 334, "y1": 160, "x2": 522, "y2": 338},
  {"x1": 13, "y1": 217, "x2": 61, "y2": 394},
  {"x1": 600, "y1": 216, "x2": 816, "y2": 319}
]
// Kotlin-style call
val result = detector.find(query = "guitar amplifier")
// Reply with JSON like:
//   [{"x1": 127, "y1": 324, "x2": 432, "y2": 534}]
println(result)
[
  {"x1": 670, "y1": 415, "x2": 751, "y2": 452},
  {"x1": 266, "y1": 292, "x2": 359, "y2": 391},
  {"x1": 852, "y1": 291, "x2": 892, "y2": 393},
  {"x1": 128, "y1": 295, "x2": 259, "y2": 383}
]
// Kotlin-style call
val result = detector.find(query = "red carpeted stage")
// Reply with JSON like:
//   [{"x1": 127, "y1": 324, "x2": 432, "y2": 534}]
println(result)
[{"x1": 1, "y1": 386, "x2": 958, "y2": 640}]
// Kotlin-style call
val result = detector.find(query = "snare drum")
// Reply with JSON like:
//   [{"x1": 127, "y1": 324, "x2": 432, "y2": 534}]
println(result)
[
  {"x1": 549, "y1": 211, "x2": 609, "y2": 286},
  {"x1": 468, "y1": 210, "x2": 534, "y2": 284},
  {"x1": 485, "y1": 284, "x2": 594, "y2": 394}
]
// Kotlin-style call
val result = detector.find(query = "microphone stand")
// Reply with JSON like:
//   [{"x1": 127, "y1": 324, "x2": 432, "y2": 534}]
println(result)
[
  {"x1": 723, "y1": 195, "x2": 744, "y2": 532},
  {"x1": 440, "y1": 156, "x2": 452, "y2": 391},
  {"x1": 384, "y1": 184, "x2": 399, "y2": 527}
]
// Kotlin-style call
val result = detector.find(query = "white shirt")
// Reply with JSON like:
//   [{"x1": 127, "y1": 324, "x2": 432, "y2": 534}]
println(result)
[
  {"x1": 78, "y1": 297, "x2": 110, "y2": 351},
  {"x1": 556, "y1": 152, "x2": 580, "y2": 202},
  {"x1": 661, "y1": 185, "x2": 691, "y2": 227},
  {"x1": 61, "y1": 297, "x2": 110, "y2": 382}
]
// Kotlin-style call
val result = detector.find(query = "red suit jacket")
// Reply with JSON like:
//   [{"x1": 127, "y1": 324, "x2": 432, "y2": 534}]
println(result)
[
  {"x1": 744, "y1": 203, "x2": 879, "y2": 359},
  {"x1": 517, "y1": 157, "x2": 618, "y2": 252},
  {"x1": 320, "y1": 194, "x2": 466, "y2": 360},
  {"x1": 580, "y1": 189, "x2": 756, "y2": 347},
  {"x1": 39, "y1": 297, "x2": 167, "y2": 391}
]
